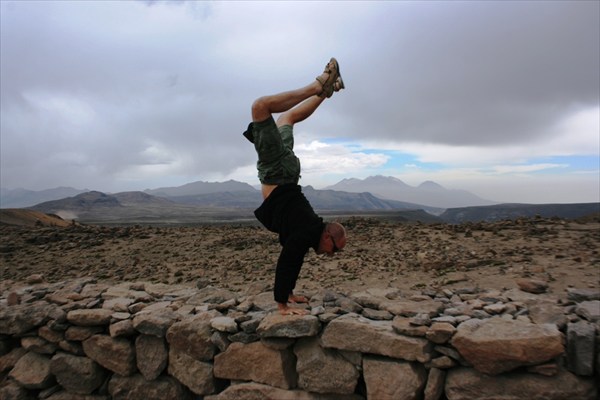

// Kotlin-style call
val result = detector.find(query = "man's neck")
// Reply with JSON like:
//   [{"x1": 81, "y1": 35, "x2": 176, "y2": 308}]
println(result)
[{"x1": 261, "y1": 184, "x2": 278, "y2": 200}]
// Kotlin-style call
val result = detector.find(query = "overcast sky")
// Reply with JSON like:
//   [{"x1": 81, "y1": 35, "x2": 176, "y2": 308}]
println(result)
[{"x1": 1, "y1": 0, "x2": 599, "y2": 204}]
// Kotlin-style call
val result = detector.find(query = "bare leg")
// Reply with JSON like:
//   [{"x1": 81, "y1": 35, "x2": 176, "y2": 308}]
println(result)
[
  {"x1": 251, "y1": 62, "x2": 339, "y2": 123},
  {"x1": 277, "y1": 96, "x2": 325, "y2": 127}
]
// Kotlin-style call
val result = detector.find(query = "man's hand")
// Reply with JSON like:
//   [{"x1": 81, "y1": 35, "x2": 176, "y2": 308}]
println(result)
[{"x1": 278, "y1": 302, "x2": 309, "y2": 315}]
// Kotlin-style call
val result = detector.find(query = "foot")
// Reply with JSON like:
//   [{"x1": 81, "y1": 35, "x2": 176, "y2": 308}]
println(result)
[
  {"x1": 320, "y1": 77, "x2": 345, "y2": 98},
  {"x1": 316, "y1": 57, "x2": 341, "y2": 98},
  {"x1": 278, "y1": 302, "x2": 309, "y2": 315},
  {"x1": 288, "y1": 294, "x2": 309, "y2": 303}
]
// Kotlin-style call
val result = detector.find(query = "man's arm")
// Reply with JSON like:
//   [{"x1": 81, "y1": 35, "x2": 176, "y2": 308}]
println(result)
[{"x1": 274, "y1": 235, "x2": 312, "y2": 315}]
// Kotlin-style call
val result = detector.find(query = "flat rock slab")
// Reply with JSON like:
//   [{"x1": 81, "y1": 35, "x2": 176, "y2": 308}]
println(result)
[
  {"x1": 445, "y1": 367, "x2": 597, "y2": 400},
  {"x1": 204, "y1": 382, "x2": 364, "y2": 400},
  {"x1": 257, "y1": 314, "x2": 320, "y2": 338},
  {"x1": 67, "y1": 309, "x2": 113, "y2": 327},
  {"x1": 321, "y1": 314, "x2": 432, "y2": 363},
  {"x1": 214, "y1": 341, "x2": 297, "y2": 389},
  {"x1": 380, "y1": 299, "x2": 444, "y2": 317},
  {"x1": 451, "y1": 317, "x2": 563, "y2": 375}
]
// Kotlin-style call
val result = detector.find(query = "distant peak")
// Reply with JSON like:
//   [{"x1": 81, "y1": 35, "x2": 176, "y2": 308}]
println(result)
[{"x1": 419, "y1": 181, "x2": 443, "y2": 189}]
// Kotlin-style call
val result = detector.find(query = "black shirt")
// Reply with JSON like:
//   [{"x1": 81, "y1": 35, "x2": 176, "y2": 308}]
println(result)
[{"x1": 254, "y1": 184, "x2": 324, "y2": 303}]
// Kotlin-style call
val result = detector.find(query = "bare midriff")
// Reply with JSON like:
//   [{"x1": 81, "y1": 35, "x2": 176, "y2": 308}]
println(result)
[{"x1": 261, "y1": 184, "x2": 278, "y2": 200}]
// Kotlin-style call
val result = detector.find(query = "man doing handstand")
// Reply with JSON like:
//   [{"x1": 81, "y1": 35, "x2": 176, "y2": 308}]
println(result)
[{"x1": 243, "y1": 57, "x2": 347, "y2": 315}]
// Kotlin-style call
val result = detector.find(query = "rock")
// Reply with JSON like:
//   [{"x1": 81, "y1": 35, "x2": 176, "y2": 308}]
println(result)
[
  {"x1": 204, "y1": 382, "x2": 363, "y2": 400},
  {"x1": 294, "y1": 337, "x2": 359, "y2": 394},
  {"x1": 516, "y1": 278, "x2": 548, "y2": 294},
  {"x1": 102, "y1": 298, "x2": 134, "y2": 312},
  {"x1": 322, "y1": 314, "x2": 432, "y2": 363},
  {"x1": 567, "y1": 288, "x2": 600, "y2": 302},
  {"x1": 109, "y1": 319, "x2": 136, "y2": 337},
  {"x1": 0, "y1": 347, "x2": 27, "y2": 373},
  {"x1": 38, "y1": 325, "x2": 64, "y2": 343},
  {"x1": 445, "y1": 367, "x2": 597, "y2": 400},
  {"x1": 362, "y1": 308, "x2": 393, "y2": 320},
  {"x1": 214, "y1": 341, "x2": 297, "y2": 389},
  {"x1": 256, "y1": 313, "x2": 320, "y2": 338},
  {"x1": 82, "y1": 334, "x2": 136, "y2": 376},
  {"x1": 575, "y1": 300, "x2": 600, "y2": 322},
  {"x1": 392, "y1": 317, "x2": 428, "y2": 337},
  {"x1": 210, "y1": 331, "x2": 230, "y2": 352},
  {"x1": 210, "y1": 316, "x2": 238, "y2": 333},
  {"x1": 451, "y1": 318, "x2": 564, "y2": 375},
  {"x1": 363, "y1": 355, "x2": 427, "y2": 400},
  {"x1": 167, "y1": 347, "x2": 215, "y2": 395},
  {"x1": 187, "y1": 286, "x2": 236, "y2": 305},
  {"x1": 50, "y1": 352, "x2": 106, "y2": 394},
  {"x1": 132, "y1": 308, "x2": 179, "y2": 337},
  {"x1": 423, "y1": 368, "x2": 445, "y2": 400},
  {"x1": 9, "y1": 351, "x2": 54, "y2": 389},
  {"x1": 67, "y1": 309, "x2": 113, "y2": 326},
  {"x1": 335, "y1": 296, "x2": 363, "y2": 314},
  {"x1": 166, "y1": 314, "x2": 216, "y2": 361},
  {"x1": 504, "y1": 288, "x2": 540, "y2": 302},
  {"x1": 21, "y1": 336, "x2": 56, "y2": 354},
  {"x1": 108, "y1": 374, "x2": 191, "y2": 400},
  {"x1": 135, "y1": 335, "x2": 168, "y2": 380},
  {"x1": 65, "y1": 326, "x2": 104, "y2": 341},
  {"x1": 566, "y1": 320, "x2": 596, "y2": 376},
  {"x1": 248, "y1": 292, "x2": 279, "y2": 312},
  {"x1": 425, "y1": 322, "x2": 456, "y2": 344},
  {"x1": 527, "y1": 300, "x2": 567, "y2": 328},
  {"x1": 0, "y1": 301, "x2": 61, "y2": 335},
  {"x1": 0, "y1": 382, "x2": 34, "y2": 400},
  {"x1": 380, "y1": 299, "x2": 444, "y2": 317},
  {"x1": 482, "y1": 302, "x2": 506, "y2": 315}
]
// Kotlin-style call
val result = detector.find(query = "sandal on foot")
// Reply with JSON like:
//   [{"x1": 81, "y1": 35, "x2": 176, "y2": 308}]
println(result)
[
  {"x1": 321, "y1": 76, "x2": 345, "y2": 99},
  {"x1": 316, "y1": 57, "x2": 341, "y2": 98}
]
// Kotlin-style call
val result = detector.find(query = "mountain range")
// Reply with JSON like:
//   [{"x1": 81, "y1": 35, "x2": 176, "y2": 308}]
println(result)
[
  {"x1": 325, "y1": 176, "x2": 495, "y2": 208},
  {"x1": 2, "y1": 177, "x2": 598, "y2": 225},
  {"x1": 2, "y1": 176, "x2": 488, "y2": 210}
]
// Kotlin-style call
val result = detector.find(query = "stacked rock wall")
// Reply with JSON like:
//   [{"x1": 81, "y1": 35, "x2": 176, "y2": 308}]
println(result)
[{"x1": 1, "y1": 277, "x2": 598, "y2": 400}]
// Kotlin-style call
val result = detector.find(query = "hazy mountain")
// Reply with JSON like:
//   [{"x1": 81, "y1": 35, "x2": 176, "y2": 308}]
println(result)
[
  {"x1": 28, "y1": 187, "x2": 440, "y2": 224},
  {"x1": 325, "y1": 176, "x2": 496, "y2": 208},
  {"x1": 145, "y1": 180, "x2": 256, "y2": 197},
  {"x1": 0, "y1": 186, "x2": 87, "y2": 208},
  {"x1": 440, "y1": 203, "x2": 600, "y2": 223}
]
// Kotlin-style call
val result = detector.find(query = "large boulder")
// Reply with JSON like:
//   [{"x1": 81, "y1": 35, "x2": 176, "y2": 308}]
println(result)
[
  {"x1": 135, "y1": 335, "x2": 168, "y2": 380},
  {"x1": 204, "y1": 382, "x2": 363, "y2": 400},
  {"x1": 294, "y1": 337, "x2": 359, "y2": 394},
  {"x1": 214, "y1": 341, "x2": 297, "y2": 389},
  {"x1": 50, "y1": 352, "x2": 106, "y2": 394},
  {"x1": 363, "y1": 356, "x2": 427, "y2": 400},
  {"x1": 257, "y1": 314, "x2": 320, "y2": 338},
  {"x1": 166, "y1": 314, "x2": 216, "y2": 361},
  {"x1": 82, "y1": 334, "x2": 136, "y2": 376},
  {"x1": 451, "y1": 318, "x2": 563, "y2": 374},
  {"x1": 445, "y1": 367, "x2": 597, "y2": 400},
  {"x1": 9, "y1": 351, "x2": 54, "y2": 389},
  {"x1": 109, "y1": 374, "x2": 191, "y2": 400},
  {"x1": 0, "y1": 301, "x2": 63, "y2": 335},
  {"x1": 168, "y1": 346, "x2": 216, "y2": 395},
  {"x1": 566, "y1": 320, "x2": 596, "y2": 376},
  {"x1": 321, "y1": 313, "x2": 432, "y2": 362}
]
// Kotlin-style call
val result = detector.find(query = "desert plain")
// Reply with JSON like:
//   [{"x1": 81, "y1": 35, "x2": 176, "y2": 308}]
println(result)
[{"x1": 1, "y1": 212, "x2": 599, "y2": 301}]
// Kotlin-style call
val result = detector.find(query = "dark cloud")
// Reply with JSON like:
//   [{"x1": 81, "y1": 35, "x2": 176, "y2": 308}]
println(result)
[{"x1": 0, "y1": 1, "x2": 598, "y2": 196}]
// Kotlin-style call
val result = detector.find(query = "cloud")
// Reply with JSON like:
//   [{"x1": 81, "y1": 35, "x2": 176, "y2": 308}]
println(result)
[{"x1": 0, "y1": 0, "x2": 598, "y2": 204}]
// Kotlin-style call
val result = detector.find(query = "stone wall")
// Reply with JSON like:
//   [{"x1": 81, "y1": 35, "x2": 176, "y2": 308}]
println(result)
[{"x1": 1, "y1": 277, "x2": 598, "y2": 400}]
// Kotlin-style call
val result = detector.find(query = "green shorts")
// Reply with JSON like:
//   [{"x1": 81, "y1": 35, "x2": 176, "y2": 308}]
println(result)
[{"x1": 253, "y1": 116, "x2": 301, "y2": 185}]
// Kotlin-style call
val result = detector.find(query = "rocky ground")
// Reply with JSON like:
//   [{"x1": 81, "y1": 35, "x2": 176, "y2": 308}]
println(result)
[{"x1": 1, "y1": 215, "x2": 599, "y2": 301}]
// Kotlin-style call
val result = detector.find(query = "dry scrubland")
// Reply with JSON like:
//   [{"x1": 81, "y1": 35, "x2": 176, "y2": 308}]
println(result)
[{"x1": 1, "y1": 215, "x2": 599, "y2": 298}]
